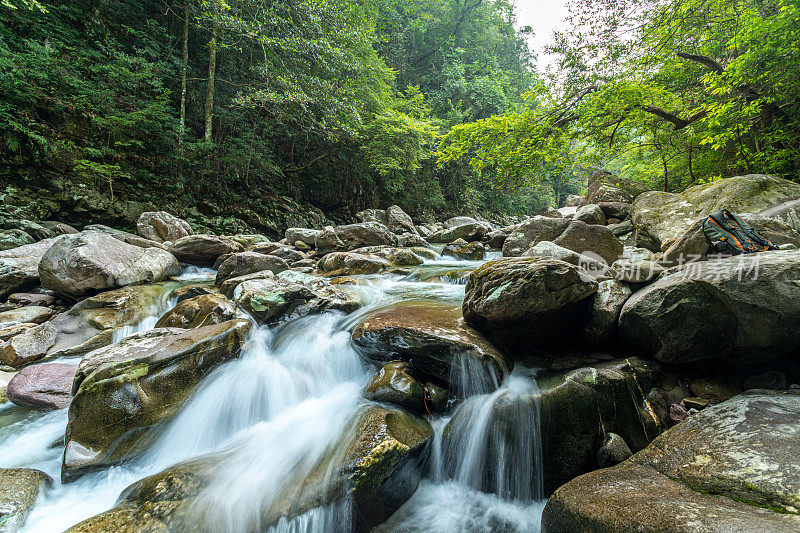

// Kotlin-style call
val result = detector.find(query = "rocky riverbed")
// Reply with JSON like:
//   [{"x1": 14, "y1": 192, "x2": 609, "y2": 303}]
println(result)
[{"x1": 0, "y1": 172, "x2": 799, "y2": 532}]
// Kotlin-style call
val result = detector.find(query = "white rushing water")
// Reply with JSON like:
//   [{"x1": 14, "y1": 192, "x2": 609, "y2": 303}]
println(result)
[{"x1": 0, "y1": 255, "x2": 547, "y2": 532}]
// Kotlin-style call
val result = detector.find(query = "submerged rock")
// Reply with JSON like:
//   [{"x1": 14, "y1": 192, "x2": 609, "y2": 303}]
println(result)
[
  {"x1": 63, "y1": 319, "x2": 251, "y2": 480},
  {"x1": 39, "y1": 231, "x2": 179, "y2": 298},
  {"x1": 542, "y1": 390, "x2": 800, "y2": 532},
  {"x1": 352, "y1": 300, "x2": 510, "y2": 394},
  {"x1": 462, "y1": 258, "x2": 598, "y2": 352}
]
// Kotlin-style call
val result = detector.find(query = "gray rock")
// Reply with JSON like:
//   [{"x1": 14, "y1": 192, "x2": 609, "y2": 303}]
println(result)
[
  {"x1": 585, "y1": 170, "x2": 651, "y2": 204},
  {"x1": 619, "y1": 250, "x2": 800, "y2": 364},
  {"x1": 583, "y1": 279, "x2": 632, "y2": 344},
  {"x1": 444, "y1": 216, "x2": 477, "y2": 229},
  {"x1": 523, "y1": 241, "x2": 610, "y2": 278},
  {"x1": 356, "y1": 208, "x2": 388, "y2": 223},
  {"x1": 0, "y1": 322, "x2": 57, "y2": 368},
  {"x1": 63, "y1": 319, "x2": 251, "y2": 480},
  {"x1": 0, "y1": 238, "x2": 59, "y2": 298},
  {"x1": 387, "y1": 205, "x2": 417, "y2": 235},
  {"x1": 503, "y1": 218, "x2": 623, "y2": 265},
  {"x1": 317, "y1": 252, "x2": 391, "y2": 276},
  {"x1": 574, "y1": 204, "x2": 606, "y2": 226},
  {"x1": 463, "y1": 257, "x2": 598, "y2": 351},
  {"x1": 428, "y1": 221, "x2": 488, "y2": 243},
  {"x1": 632, "y1": 174, "x2": 800, "y2": 251},
  {"x1": 83, "y1": 224, "x2": 166, "y2": 249},
  {"x1": 442, "y1": 240, "x2": 485, "y2": 260},
  {"x1": 610, "y1": 258, "x2": 665, "y2": 283},
  {"x1": 760, "y1": 198, "x2": 800, "y2": 233},
  {"x1": 0, "y1": 305, "x2": 55, "y2": 325},
  {"x1": 136, "y1": 211, "x2": 193, "y2": 243},
  {"x1": 214, "y1": 252, "x2": 289, "y2": 286},
  {"x1": 39, "y1": 231, "x2": 180, "y2": 298},
  {"x1": 284, "y1": 227, "x2": 321, "y2": 247},
  {"x1": 232, "y1": 272, "x2": 359, "y2": 325},
  {"x1": 168, "y1": 234, "x2": 244, "y2": 266}
]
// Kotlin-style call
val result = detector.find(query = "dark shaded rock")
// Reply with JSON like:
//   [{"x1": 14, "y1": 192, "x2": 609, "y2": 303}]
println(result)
[
  {"x1": 214, "y1": 251, "x2": 288, "y2": 286},
  {"x1": 743, "y1": 370, "x2": 788, "y2": 391},
  {"x1": 574, "y1": 204, "x2": 606, "y2": 226},
  {"x1": 596, "y1": 432, "x2": 632, "y2": 468},
  {"x1": 462, "y1": 258, "x2": 598, "y2": 352},
  {"x1": 619, "y1": 250, "x2": 800, "y2": 364},
  {"x1": 598, "y1": 202, "x2": 631, "y2": 220},
  {"x1": 441, "y1": 240, "x2": 485, "y2": 260},
  {"x1": 155, "y1": 294, "x2": 237, "y2": 329},
  {"x1": 669, "y1": 403, "x2": 689, "y2": 425},
  {"x1": 583, "y1": 279, "x2": 632, "y2": 345}
]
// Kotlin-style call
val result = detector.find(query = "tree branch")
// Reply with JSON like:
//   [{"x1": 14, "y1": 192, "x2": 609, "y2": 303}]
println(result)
[
  {"x1": 676, "y1": 52, "x2": 724, "y2": 74},
  {"x1": 641, "y1": 105, "x2": 706, "y2": 129}
]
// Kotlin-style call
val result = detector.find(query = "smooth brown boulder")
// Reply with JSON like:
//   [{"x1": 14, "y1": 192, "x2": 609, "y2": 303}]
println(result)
[
  {"x1": 155, "y1": 294, "x2": 237, "y2": 329},
  {"x1": 7, "y1": 362, "x2": 77, "y2": 410}
]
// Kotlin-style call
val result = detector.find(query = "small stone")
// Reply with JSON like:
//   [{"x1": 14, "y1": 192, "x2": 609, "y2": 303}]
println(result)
[
  {"x1": 681, "y1": 397, "x2": 710, "y2": 410},
  {"x1": 669, "y1": 403, "x2": 689, "y2": 425},
  {"x1": 597, "y1": 432, "x2": 633, "y2": 468}
]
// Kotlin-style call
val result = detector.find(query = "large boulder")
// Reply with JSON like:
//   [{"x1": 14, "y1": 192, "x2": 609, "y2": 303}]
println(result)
[
  {"x1": 6, "y1": 362, "x2": 77, "y2": 410},
  {"x1": 0, "y1": 322, "x2": 57, "y2": 368},
  {"x1": 68, "y1": 405, "x2": 432, "y2": 532},
  {"x1": 631, "y1": 174, "x2": 800, "y2": 251},
  {"x1": 386, "y1": 205, "x2": 417, "y2": 235},
  {"x1": 63, "y1": 319, "x2": 251, "y2": 480},
  {"x1": 585, "y1": 171, "x2": 651, "y2": 204},
  {"x1": 503, "y1": 218, "x2": 623, "y2": 265},
  {"x1": 0, "y1": 229, "x2": 34, "y2": 251},
  {"x1": 583, "y1": 279, "x2": 632, "y2": 344},
  {"x1": 0, "y1": 238, "x2": 58, "y2": 298},
  {"x1": 352, "y1": 300, "x2": 511, "y2": 394},
  {"x1": 213, "y1": 251, "x2": 288, "y2": 286},
  {"x1": 760, "y1": 198, "x2": 800, "y2": 233},
  {"x1": 154, "y1": 294, "x2": 237, "y2": 329},
  {"x1": 38, "y1": 231, "x2": 179, "y2": 298},
  {"x1": 542, "y1": 390, "x2": 800, "y2": 532},
  {"x1": 168, "y1": 234, "x2": 244, "y2": 266},
  {"x1": 523, "y1": 241, "x2": 610, "y2": 278},
  {"x1": 0, "y1": 468, "x2": 53, "y2": 531},
  {"x1": 662, "y1": 214, "x2": 800, "y2": 266},
  {"x1": 136, "y1": 211, "x2": 193, "y2": 243},
  {"x1": 285, "y1": 227, "x2": 321, "y2": 248},
  {"x1": 442, "y1": 240, "x2": 485, "y2": 260},
  {"x1": 45, "y1": 284, "x2": 165, "y2": 358},
  {"x1": 619, "y1": 250, "x2": 800, "y2": 364},
  {"x1": 83, "y1": 224, "x2": 166, "y2": 250},
  {"x1": 462, "y1": 258, "x2": 598, "y2": 352},
  {"x1": 317, "y1": 252, "x2": 391, "y2": 276},
  {"x1": 356, "y1": 208, "x2": 388, "y2": 224},
  {"x1": 231, "y1": 271, "x2": 359, "y2": 324},
  {"x1": 427, "y1": 221, "x2": 487, "y2": 243},
  {"x1": 538, "y1": 358, "x2": 668, "y2": 493},
  {"x1": 574, "y1": 204, "x2": 606, "y2": 226},
  {"x1": 315, "y1": 222, "x2": 397, "y2": 254}
]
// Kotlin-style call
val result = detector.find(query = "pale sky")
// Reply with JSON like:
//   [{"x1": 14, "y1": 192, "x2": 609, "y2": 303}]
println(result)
[{"x1": 515, "y1": 1, "x2": 571, "y2": 69}]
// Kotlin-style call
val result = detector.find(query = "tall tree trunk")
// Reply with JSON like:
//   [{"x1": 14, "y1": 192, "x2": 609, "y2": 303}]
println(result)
[
  {"x1": 204, "y1": 0, "x2": 218, "y2": 142},
  {"x1": 178, "y1": 0, "x2": 189, "y2": 147}
]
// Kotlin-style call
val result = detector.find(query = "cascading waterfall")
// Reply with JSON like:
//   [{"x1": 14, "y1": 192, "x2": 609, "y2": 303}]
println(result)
[{"x1": 1, "y1": 254, "x2": 548, "y2": 533}]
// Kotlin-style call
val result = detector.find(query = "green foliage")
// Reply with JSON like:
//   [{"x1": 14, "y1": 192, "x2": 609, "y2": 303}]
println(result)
[{"x1": 440, "y1": 0, "x2": 800, "y2": 192}]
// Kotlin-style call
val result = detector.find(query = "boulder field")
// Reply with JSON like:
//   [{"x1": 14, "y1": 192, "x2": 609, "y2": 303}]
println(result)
[{"x1": 0, "y1": 174, "x2": 799, "y2": 532}]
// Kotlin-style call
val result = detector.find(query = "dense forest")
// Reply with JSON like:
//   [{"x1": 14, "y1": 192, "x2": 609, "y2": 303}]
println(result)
[{"x1": 1, "y1": 0, "x2": 799, "y2": 229}]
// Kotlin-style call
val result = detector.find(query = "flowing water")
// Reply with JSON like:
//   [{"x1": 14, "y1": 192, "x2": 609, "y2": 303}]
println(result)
[{"x1": 0, "y1": 253, "x2": 547, "y2": 532}]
